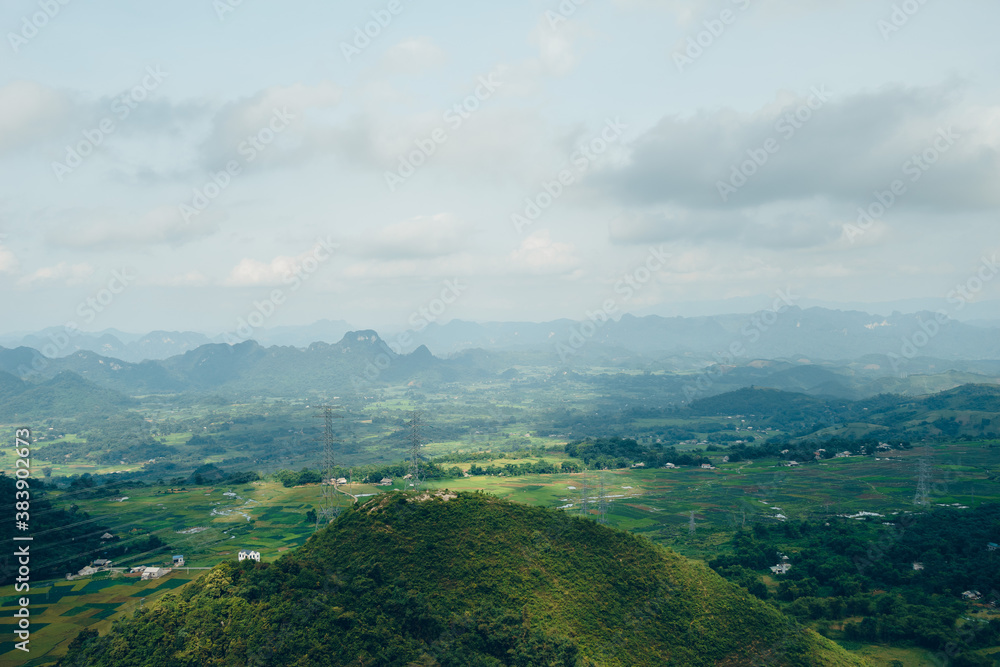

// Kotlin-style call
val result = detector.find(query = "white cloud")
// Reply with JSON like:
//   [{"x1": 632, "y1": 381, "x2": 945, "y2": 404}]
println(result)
[
  {"x1": 154, "y1": 270, "x2": 210, "y2": 287},
  {"x1": 0, "y1": 236, "x2": 17, "y2": 274},
  {"x1": 355, "y1": 213, "x2": 473, "y2": 260},
  {"x1": 224, "y1": 255, "x2": 302, "y2": 287},
  {"x1": 509, "y1": 231, "x2": 580, "y2": 274},
  {"x1": 0, "y1": 81, "x2": 74, "y2": 154},
  {"x1": 599, "y1": 84, "x2": 1000, "y2": 212},
  {"x1": 17, "y1": 262, "x2": 94, "y2": 287},
  {"x1": 377, "y1": 37, "x2": 448, "y2": 75},
  {"x1": 200, "y1": 82, "x2": 343, "y2": 167},
  {"x1": 45, "y1": 206, "x2": 222, "y2": 249}
]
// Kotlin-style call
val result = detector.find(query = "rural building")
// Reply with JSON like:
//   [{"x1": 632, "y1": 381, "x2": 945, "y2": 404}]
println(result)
[
  {"x1": 100, "y1": 532, "x2": 114, "y2": 540},
  {"x1": 770, "y1": 563, "x2": 792, "y2": 575},
  {"x1": 336, "y1": 477, "x2": 348, "y2": 485},
  {"x1": 663, "y1": 463, "x2": 677, "y2": 469},
  {"x1": 988, "y1": 542, "x2": 999, "y2": 552},
  {"x1": 379, "y1": 477, "x2": 393, "y2": 486},
  {"x1": 700, "y1": 464, "x2": 714, "y2": 469},
  {"x1": 142, "y1": 567, "x2": 168, "y2": 580},
  {"x1": 92, "y1": 559, "x2": 112, "y2": 568},
  {"x1": 963, "y1": 590, "x2": 982, "y2": 601},
  {"x1": 238, "y1": 549, "x2": 261, "y2": 562},
  {"x1": 913, "y1": 562, "x2": 925, "y2": 571},
  {"x1": 835, "y1": 451, "x2": 851, "y2": 458},
  {"x1": 172, "y1": 555, "x2": 185, "y2": 566},
  {"x1": 77, "y1": 566, "x2": 97, "y2": 577}
]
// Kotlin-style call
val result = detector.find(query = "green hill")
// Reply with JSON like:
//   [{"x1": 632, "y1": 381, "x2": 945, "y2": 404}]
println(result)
[{"x1": 58, "y1": 492, "x2": 869, "y2": 667}]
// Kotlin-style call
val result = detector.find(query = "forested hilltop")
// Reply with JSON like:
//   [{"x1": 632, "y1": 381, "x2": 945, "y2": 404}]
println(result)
[{"x1": 57, "y1": 492, "x2": 869, "y2": 667}]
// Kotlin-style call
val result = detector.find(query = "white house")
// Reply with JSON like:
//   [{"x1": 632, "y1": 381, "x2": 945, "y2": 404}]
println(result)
[{"x1": 238, "y1": 549, "x2": 261, "y2": 562}]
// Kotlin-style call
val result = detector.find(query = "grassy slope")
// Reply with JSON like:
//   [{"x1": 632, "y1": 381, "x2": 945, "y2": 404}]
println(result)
[{"x1": 59, "y1": 492, "x2": 869, "y2": 667}]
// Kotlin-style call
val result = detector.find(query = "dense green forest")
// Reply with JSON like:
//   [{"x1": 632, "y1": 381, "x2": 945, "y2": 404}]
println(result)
[
  {"x1": 57, "y1": 493, "x2": 867, "y2": 667},
  {"x1": 709, "y1": 505, "x2": 1000, "y2": 666}
]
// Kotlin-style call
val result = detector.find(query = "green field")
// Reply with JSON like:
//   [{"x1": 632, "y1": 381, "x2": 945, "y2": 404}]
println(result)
[
  {"x1": 0, "y1": 572, "x2": 203, "y2": 666},
  {"x1": 2, "y1": 435, "x2": 997, "y2": 665}
]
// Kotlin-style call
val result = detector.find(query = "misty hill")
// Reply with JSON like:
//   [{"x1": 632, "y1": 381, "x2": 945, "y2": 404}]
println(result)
[
  {"x1": 404, "y1": 307, "x2": 1000, "y2": 361},
  {"x1": 0, "y1": 320, "x2": 355, "y2": 363},
  {"x1": 57, "y1": 492, "x2": 868, "y2": 667},
  {"x1": 0, "y1": 331, "x2": 487, "y2": 398},
  {"x1": 0, "y1": 370, "x2": 136, "y2": 420},
  {"x1": 687, "y1": 383, "x2": 1000, "y2": 441}
]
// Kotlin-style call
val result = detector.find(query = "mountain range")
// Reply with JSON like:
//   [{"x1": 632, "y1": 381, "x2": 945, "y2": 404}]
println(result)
[{"x1": 5, "y1": 308, "x2": 1000, "y2": 365}]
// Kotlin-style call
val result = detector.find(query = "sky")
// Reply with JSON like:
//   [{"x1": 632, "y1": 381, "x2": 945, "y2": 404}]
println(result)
[{"x1": 1, "y1": 0, "x2": 999, "y2": 337}]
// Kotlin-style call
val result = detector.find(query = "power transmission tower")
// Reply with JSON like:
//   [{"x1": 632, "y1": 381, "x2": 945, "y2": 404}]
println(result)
[
  {"x1": 580, "y1": 469, "x2": 589, "y2": 517},
  {"x1": 597, "y1": 469, "x2": 608, "y2": 525},
  {"x1": 688, "y1": 510, "x2": 696, "y2": 536},
  {"x1": 316, "y1": 406, "x2": 344, "y2": 530},
  {"x1": 408, "y1": 411, "x2": 423, "y2": 491},
  {"x1": 913, "y1": 452, "x2": 930, "y2": 506}
]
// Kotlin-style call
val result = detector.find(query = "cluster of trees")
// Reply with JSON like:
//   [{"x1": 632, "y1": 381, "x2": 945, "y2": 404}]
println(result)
[
  {"x1": 565, "y1": 437, "x2": 711, "y2": 469},
  {"x1": 467, "y1": 460, "x2": 570, "y2": 476},
  {"x1": 724, "y1": 436, "x2": 910, "y2": 463},
  {"x1": 710, "y1": 505, "x2": 1000, "y2": 659}
]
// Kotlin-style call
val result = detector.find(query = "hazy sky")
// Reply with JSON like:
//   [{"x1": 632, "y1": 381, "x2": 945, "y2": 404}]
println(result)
[{"x1": 1, "y1": 0, "x2": 999, "y2": 335}]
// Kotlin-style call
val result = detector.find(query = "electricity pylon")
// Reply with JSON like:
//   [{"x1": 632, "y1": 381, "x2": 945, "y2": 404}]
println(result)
[
  {"x1": 316, "y1": 406, "x2": 343, "y2": 529},
  {"x1": 408, "y1": 411, "x2": 423, "y2": 490}
]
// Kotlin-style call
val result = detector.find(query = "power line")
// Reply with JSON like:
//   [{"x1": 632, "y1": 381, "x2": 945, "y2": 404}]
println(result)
[
  {"x1": 408, "y1": 411, "x2": 423, "y2": 491},
  {"x1": 914, "y1": 449, "x2": 930, "y2": 506},
  {"x1": 315, "y1": 406, "x2": 344, "y2": 530}
]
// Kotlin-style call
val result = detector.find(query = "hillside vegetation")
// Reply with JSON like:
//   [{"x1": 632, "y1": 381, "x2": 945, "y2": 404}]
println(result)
[{"x1": 58, "y1": 492, "x2": 869, "y2": 667}]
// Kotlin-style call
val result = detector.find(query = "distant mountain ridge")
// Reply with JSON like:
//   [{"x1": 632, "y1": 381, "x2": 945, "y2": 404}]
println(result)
[{"x1": 5, "y1": 308, "x2": 1000, "y2": 364}]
